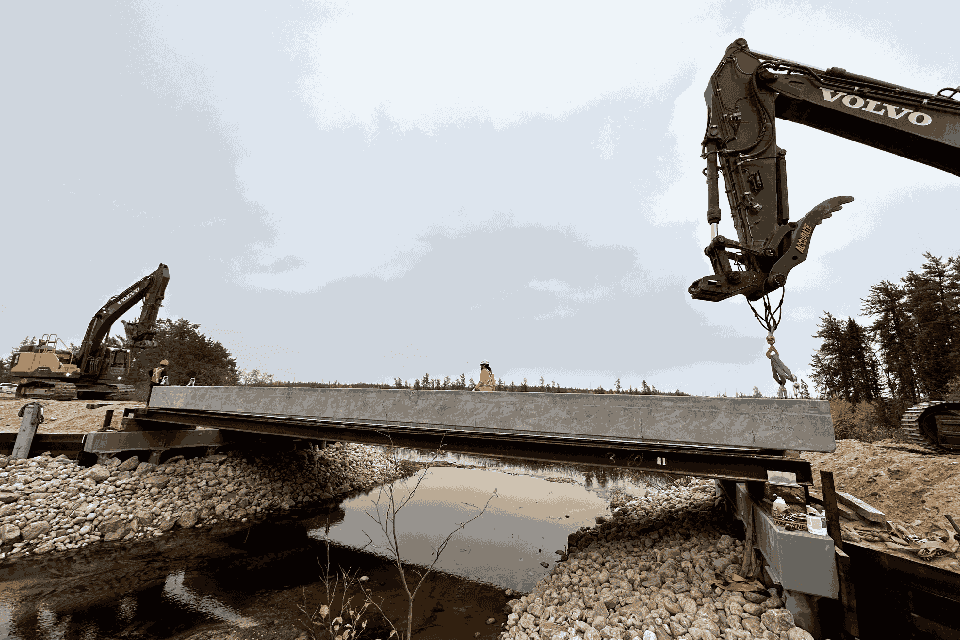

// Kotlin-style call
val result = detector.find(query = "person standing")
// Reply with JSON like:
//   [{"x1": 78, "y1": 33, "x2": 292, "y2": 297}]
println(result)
[
  {"x1": 147, "y1": 359, "x2": 169, "y2": 404},
  {"x1": 473, "y1": 360, "x2": 496, "y2": 392}
]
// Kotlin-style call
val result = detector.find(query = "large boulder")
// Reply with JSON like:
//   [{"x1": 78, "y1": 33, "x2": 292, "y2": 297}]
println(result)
[
  {"x1": 787, "y1": 627, "x2": 815, "y2": 640},
  {"x1": 177, "y1": 510, "x2": 198, "y2": 528},
  {"x1": 21, "y1": 521, "x2": 51, "y2": 542},
  {"x1": 156, "y1": 516, "x2": 177, "y2": 532},
  {"x1": 142, "y1": 475, "x2": 170, "y2": 489},
  {"x1": 0, "y1": 492, "x2": 19, "y2": 504},
  {"x1": 117, "y1": 457, "x2": 141, "y2": 472},
  {"x1": 101, "y1": 516, "x2": 131, "y2": 541},
  {"x1": 85, "y1": 466, "x2": 111, "y2": 483},
  {"x1": 0, "y1": 524, "x2": 22, "y2": 543},
  {"x1": 135, "y1": 461, "x2": 157, "y2": 475},
  {"x1": 761, "y1": 608, "x2": 796, "y2": 634}
]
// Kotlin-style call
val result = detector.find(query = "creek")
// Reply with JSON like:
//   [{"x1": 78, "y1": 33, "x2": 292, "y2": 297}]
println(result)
[{"x1": 0, "y1": 449, "x2": 677, "y2": 640}]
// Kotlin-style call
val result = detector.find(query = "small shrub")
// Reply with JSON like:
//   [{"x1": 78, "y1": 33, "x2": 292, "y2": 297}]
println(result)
[{"x1": 829, "y1": 399, "x2": 904, "y2": 442}]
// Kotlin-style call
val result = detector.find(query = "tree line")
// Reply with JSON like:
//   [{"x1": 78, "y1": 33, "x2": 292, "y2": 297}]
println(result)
[
  {"x1": 809, "y1": 251, "x2": 960, "y2": 404},
  {"x1": 2, "y1": 324, "x2": 693, "y2": 396}
]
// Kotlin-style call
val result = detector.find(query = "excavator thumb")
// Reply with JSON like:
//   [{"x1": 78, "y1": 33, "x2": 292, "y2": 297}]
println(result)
[
  {"x1": 765, "y1": 195, "x2": 854, "y2": 289},
  {"x1": 689, "y1": 196, "x2": 853, "y2": 302}
]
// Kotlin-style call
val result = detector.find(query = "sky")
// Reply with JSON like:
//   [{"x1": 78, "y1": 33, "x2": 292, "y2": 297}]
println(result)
[{"x1": 2, "y1": 1, "x2": 958, "y2": 396}]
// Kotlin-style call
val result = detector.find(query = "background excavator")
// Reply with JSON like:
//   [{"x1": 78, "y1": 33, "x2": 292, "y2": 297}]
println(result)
[
  {"x1": 689, "y1": 38, "x2": 960, "y2": 452},
  {"x1": 12, "y1": 263, "x2": 170, "y2": 401}
]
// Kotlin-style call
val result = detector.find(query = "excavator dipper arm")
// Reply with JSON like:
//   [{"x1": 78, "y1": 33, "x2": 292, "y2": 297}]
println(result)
[{"x1": 690, "y1": 38, "x2": 960, "y2": 303}]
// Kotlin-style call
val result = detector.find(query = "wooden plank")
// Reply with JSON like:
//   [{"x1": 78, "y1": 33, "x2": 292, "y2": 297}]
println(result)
[
  {"x1": 836, "y1": 491, "x2": 886, "y2": 523},
  {"x1": 150, "y1": 386, "x2": 838, "y2": 452},
  {"x1": 821, "y1": 471, "x2": 844, "y2": 552}
]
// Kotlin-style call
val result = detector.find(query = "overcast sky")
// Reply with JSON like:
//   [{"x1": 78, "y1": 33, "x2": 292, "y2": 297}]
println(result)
[{"x1": 3, "y1": 1, "x2": 958, "y2": 396}]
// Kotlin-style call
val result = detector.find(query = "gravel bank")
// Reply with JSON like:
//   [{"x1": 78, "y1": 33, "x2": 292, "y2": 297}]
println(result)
[
  {"x1": 0, "y1": 441, "x2": 404, "y2": 559},
  {"x1": 499, "y1": 477, "x2": 815, "y2": 640}
]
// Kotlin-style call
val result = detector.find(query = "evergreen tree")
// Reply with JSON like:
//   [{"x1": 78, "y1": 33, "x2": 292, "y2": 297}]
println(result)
[
  {"x1": 129, "y1": 318, "x2": 238, "y2": 398},
  {"x1": 539, "y1": 376, "x2": 546, "y2": 391},
  {"x1": 442, "y1": 375, "x2": 451, "y2": 390},
  {"x1": 902, "y1": 253, "x2": 960, "y2": 398},
  {"x1": 800, "y1": 379, "x2": 811, "y2": 399},
  {"x1": 752, "y1": 386, "x2": 762, "y2": 398},
  {"x1": 413, "y1": 379, "x2": 421, "y2": 390},
  {"x1": 862, "y1": 280, "x2": 920, "y2": 402},
  {"x1": 468, "y1": 377, "x2": 475, "y2": 389},
  {"x1": 519, "y1": 378, "x2": 529, "y2": 392},
  {"x1": 641, "y1": 380, "x2": 651, "y2": 394},
  {"x1": 810, "y1": 312, "x2": 854, "y2": 401},
  {"x1": 421, "y1": 373, "x2": 431, "y2": 389},
  {"x1": 843, "y1": 317, "x2": 883, "y2": 403},
  {"x1": 458, "y1": 373, "x2": 466, "y2": 389},
  {"x1": 615, "y1": 378, "x2": 622, "y2": 394}
]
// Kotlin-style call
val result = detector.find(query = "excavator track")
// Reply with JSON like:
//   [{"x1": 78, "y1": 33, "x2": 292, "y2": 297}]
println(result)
[
  {"x1": 16, "y1": 382, "x2": 78, "y2": 401},
  {"x1": 900, "y1": 401, "x2": 960, "y2": 454},
  {"x1": 76, "y1": 384, "x2": 138, "y2": 402},
  {"x1": 16, "y1": 382, "x2": 138, "y2": 402}
]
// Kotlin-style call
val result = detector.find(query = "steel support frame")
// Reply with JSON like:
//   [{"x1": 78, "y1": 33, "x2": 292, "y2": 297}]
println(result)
[
  {"x1": 0, "y1": 433, "x2": 87, "y2": 458},
  {"x1": 125, "y1": 409, "x2": 815, "y2": 484}
]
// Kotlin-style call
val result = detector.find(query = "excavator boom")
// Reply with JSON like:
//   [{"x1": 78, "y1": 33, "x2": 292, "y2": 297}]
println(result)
[{"x1": 689, "y1": 38, "x2": 960, "y2": 303}]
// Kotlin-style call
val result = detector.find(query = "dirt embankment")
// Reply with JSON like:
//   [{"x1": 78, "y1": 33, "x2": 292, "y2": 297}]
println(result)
[
  {"x1": 0, "y1": 397, "x2": 144, "y2": 434},
  {"x1": 802, "y1": 438, "x2": 960, "y2": 533},
  {"x1": 802, "y1": 438, "x2": 960, "y2": 569}
]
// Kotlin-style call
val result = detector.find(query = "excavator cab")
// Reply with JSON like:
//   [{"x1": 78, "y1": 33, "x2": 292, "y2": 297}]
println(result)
[{"x1": 105, "y1": 348, "x2": 131, "y2": 374}]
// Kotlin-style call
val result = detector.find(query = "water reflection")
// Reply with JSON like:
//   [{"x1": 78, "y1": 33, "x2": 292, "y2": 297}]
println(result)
[
  {"x1": 311, "y1": 450, "x2": 672, "y2": 593},
  {"x1": 386, "y1": 446, "x2": 678, "y2": 495},
  {"x1": 162, "y1": 570, "x2": 258, "y2": 628}
]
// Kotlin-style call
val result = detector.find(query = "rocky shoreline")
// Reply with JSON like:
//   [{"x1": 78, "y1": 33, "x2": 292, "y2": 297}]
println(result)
[
  {"x1": 2, "y1": 443, "x2": 820, "y2": 640},
  {"x1": 499, "y1": 477, "x2": 816, "y2": 640},
  {"x1": 0, "y1": 441, "x2": 404, "y2": 559}
]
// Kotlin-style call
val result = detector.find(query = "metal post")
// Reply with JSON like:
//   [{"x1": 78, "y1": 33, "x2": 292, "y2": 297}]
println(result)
[{"x1": 13, "y1": 402, "x2": 43, "y2": 459}]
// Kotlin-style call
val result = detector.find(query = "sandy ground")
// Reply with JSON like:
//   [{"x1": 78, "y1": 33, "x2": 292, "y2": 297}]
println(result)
[
  {"x1": 801, "y1": 437, "x2": 960, "y2": 570},
  {"x1": 0, "y1": 396, "x2": 144, "y2": 433}
]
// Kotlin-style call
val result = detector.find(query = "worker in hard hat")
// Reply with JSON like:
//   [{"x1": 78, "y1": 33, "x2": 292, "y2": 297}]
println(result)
[
  {"x1": 473, "y1": 360, "x2": 496, "y2": 392},
  {"x1": 147, "y1": 359, "x2": 169, "y2": 404}
]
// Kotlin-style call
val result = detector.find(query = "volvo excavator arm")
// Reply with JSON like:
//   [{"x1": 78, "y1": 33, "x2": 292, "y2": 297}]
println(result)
[
  {"x1": 75, "y1": 263, "x2": 170, "y2": 376},
  {"x1": 690, "y1": 38, "x2": 960, "y2": 303}
]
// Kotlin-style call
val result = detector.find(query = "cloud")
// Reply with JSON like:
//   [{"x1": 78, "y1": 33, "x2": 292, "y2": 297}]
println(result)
[{"x1": 291, "y1": 0, "x2": 737, "y2": 134}]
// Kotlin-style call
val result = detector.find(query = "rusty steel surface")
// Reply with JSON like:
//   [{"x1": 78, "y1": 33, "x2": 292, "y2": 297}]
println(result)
[
  {"x1": 0, "y1": 433, "x2": 87, "y2": 458},
  {"x1": 149, "y1": 387, "x2": 836, "y2": 452}
]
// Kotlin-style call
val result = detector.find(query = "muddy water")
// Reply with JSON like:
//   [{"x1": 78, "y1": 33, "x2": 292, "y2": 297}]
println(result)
[{"x1": 0, "y1": 452, "x2": 675, "y2": 640}]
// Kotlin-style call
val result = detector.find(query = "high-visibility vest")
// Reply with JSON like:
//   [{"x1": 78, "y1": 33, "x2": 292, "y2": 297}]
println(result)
[{"x1": 476, "y1": 368, "x2": 495, "y2": 390}]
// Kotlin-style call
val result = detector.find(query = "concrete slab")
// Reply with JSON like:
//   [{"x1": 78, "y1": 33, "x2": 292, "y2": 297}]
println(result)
[{"x1": 151, "y1": 387, "x2": 836, "y2": 452}]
